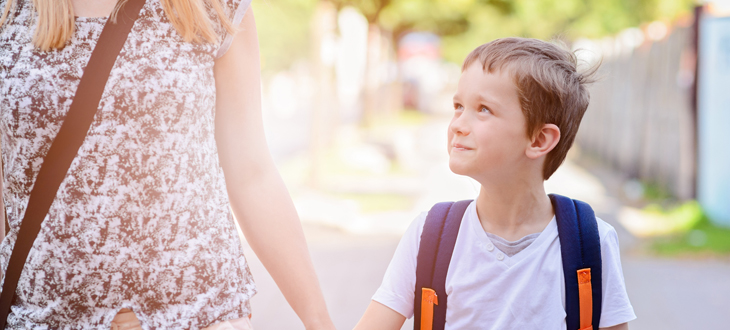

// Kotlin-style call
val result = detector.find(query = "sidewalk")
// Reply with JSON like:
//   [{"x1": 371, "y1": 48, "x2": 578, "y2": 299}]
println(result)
[{"x1": 245, "y1": 115, "x2": 730, "y2": 329}]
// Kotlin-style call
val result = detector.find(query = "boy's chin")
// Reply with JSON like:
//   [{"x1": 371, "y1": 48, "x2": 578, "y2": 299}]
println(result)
[{"x1": 448, "y1": 160, "x2": 474, "y2": 177}]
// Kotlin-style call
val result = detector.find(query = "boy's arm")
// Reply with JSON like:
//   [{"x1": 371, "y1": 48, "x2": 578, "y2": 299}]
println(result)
[
  {"x1": 354, "y1": 300, "x2": 406, "y2": 330},
  {"x1": 355, "y1": 304, "x2": 629, "y2": 330},
  {"x1": 354, "y1": 304, "x2": 629, "y2": 330},
  {"x1": 353, "y1": 305, "x2": 629, "y2": 330},
  {"x1": 356, "y1": 213, "x2": 428, "y2": 330}
]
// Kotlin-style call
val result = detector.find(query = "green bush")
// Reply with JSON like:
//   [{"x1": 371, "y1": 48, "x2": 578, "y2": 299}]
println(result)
[{"x1": 651, "y1": 207, "x2": 730, "y2": 256}]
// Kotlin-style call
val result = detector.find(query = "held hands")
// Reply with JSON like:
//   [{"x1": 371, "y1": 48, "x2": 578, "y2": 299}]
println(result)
[{"x1": 304, "y1": 318, "x2": 337, "y2": 330}]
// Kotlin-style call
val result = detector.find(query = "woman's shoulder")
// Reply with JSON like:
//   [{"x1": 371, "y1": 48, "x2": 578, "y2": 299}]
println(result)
[
  {"x1": 215, "y1": 0, "x2": 252, "y2": 29},
  {"x1": 223, "y1": 0, "x2": 252, "y2": 15},
  {"x1": 214, "y1": 0, "x2": 252, "y2": 58}
]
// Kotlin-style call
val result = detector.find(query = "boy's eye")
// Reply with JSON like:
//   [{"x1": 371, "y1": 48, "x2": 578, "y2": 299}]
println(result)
[
  {"x1": 480, "y1": 106, "x2": 491, "y2": 113},
  {"x1": 454, "y1": 104, "x2": 464, "y2": 111}
]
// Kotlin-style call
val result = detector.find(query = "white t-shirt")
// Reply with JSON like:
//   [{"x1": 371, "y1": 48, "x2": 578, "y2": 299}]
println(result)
[{"x1": 373, "y1": 201, "x2": 636, "y2": 329}]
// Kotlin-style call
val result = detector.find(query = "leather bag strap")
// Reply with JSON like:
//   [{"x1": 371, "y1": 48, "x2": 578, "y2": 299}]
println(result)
[{"x1": 0, "y1": 0, "x2": 146, "y2": 327}]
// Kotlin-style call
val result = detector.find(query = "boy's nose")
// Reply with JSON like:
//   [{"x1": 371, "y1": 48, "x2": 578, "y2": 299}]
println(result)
[{"x1": 449, "y1": 114, "x2": 470, "y2": 136}]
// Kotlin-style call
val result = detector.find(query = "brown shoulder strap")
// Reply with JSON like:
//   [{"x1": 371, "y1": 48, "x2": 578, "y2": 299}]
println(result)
[{"x1": 0, "y1": 0, "x2": 146, "y2": 327}]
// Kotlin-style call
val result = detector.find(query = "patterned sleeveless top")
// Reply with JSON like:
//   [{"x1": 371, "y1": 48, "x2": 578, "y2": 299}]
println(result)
[{"x1": 0, "y1": 0, "x2": 255, "y2": 328}]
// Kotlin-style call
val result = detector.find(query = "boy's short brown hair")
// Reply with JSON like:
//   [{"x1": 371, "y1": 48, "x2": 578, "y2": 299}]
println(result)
[{"x1": 462, "y1": 37, "x2": 597, "y2": 180}]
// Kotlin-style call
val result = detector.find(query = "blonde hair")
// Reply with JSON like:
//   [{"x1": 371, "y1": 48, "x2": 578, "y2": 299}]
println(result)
[{"x1": 0, "y1": 0, "x2": 236, "y2": 51}]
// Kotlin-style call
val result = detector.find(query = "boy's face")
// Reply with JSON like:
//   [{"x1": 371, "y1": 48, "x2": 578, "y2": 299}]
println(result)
[{"x1": 448, "y1": 63, "x2": 531, "y2": 182}]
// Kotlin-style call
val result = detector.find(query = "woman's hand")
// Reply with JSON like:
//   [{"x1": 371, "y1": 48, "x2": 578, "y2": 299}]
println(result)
[{"x1": 213, "y1": 7, "x2": 336, "y2": 330}]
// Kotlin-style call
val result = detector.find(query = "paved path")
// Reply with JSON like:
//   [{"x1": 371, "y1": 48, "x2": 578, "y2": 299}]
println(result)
[{"x1": 622, "y1": 255, "x2": 730, "y2": 329}]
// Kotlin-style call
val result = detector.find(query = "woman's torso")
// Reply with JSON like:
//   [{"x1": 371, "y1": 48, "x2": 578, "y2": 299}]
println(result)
[{"x1": 0, "y1": 0, "x2": 255, "y2": 328}]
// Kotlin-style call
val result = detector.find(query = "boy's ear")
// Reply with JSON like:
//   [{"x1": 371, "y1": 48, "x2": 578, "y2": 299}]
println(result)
[{"x1": 526, "y1": 123, "x2": 560, "y2": 159}]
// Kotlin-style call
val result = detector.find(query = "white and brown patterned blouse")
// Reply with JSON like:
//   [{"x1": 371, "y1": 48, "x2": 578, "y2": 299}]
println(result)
[{"x1": 0, "y1": 0, "x2": 255, "y2": 328}]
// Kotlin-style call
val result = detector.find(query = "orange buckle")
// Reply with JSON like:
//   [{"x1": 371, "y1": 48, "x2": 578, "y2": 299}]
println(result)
[
  {"x1": 577, "y1": 268, "x2": 593, "y2": 330},
  {"x1": 421, "y1": 288, "x2": 438, "y2": 330}
]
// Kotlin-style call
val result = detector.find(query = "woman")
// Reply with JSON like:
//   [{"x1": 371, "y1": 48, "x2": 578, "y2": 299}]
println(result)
[{"x1": 0, "y1": 0, "x2": 335, "y2": 329}]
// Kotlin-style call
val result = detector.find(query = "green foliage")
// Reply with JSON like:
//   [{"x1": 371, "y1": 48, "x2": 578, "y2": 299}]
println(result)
[
  {"x1": 252, "y1": 0, "x2": 696, "y2": 72},
  {"x1": 329, "y1": 0, "x2": 392, "y2": 22},
  {"x1": 652, "y1": 210, "x2": 730, "y2": 256},
  {"x1": 642, "y1": 200, "x2": 705, "y2": 234},
  {"x1": 331, "y1": 0, "x2": 696, "y2": 63},
  {"x1": 642, "y1": 181, "x2": 673, "y2": 201},
  {"x1": 443, "y1": 0, "x2": 696, "y2": 63},
  {"x1": 252, "y1": 0, "x2": 319, "y2": 74}
]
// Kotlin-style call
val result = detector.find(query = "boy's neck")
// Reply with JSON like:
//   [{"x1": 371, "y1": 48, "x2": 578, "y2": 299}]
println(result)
[{"x1": 475, "y1": 181, "x2": 554, "y2": 241}]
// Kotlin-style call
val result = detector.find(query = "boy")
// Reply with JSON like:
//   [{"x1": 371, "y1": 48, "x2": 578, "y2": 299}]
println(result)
[{"x1": 354, "y1": 38, "x2": 635, "y2": 329}]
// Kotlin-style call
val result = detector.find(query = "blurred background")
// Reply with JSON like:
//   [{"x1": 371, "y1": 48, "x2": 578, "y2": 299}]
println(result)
[{"x1": 237, "y1": 0, "x2": 730, "y2": 328}]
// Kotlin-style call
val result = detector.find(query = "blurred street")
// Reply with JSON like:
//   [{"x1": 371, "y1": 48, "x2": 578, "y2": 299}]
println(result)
[
  {"x1": 242, "y1": 2, "x2": 730, "y2": 328},
  {"x1": 241, "y1": 115, "x2": 730, "y2": 330},
  {"x1": 1, "y1": 0, "x2": 726, "y2": 328}
]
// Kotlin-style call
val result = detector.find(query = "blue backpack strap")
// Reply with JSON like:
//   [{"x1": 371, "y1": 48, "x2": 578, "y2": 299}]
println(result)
[
  {"x1": 431, "y1": 200, "x2": 471, "y2": 329},
  {"x1": 414, "y1": 202, "x2": 452, "y2": 330},
  {"x1": 549, "y1": 194, "x2": 603, "y2": 330},
  {"x1": 414, "y1": 200, "x2": 471, "y2": 330}
]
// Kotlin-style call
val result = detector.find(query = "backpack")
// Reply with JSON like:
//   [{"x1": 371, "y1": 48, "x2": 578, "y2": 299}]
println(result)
[{"x1": 413, "y1": 194, "x2": 602, "y2": 330}]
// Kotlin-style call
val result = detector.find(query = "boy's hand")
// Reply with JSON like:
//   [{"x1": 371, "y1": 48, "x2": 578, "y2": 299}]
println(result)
[{"x1": 353, "y1": 300, "x2": 406, "y2": 330}]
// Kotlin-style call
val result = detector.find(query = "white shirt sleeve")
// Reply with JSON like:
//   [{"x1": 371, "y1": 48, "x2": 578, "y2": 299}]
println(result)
[
  {"x1": 597, "y1": 219, "x2": 637, "y2": 327},
  {"x1": 371, "y1": 212, "x2": 427, "y2": 318}
]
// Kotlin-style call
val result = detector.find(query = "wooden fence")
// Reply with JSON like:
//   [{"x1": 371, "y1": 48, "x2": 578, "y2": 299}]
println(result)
[{"x1": 576, "y1": 26, "x2": 696, "y2": 200}]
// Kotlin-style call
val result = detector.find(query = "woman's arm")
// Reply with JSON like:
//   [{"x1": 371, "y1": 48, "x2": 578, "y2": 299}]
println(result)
[{"x1": 213, "y1": 8, "x2": 335, "y2": 330}]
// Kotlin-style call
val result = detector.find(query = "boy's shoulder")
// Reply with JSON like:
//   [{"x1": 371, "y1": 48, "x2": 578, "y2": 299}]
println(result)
[
  {"x1": 595, "y1": 216, "x2": 619, "y2": 241},
  {"x1": 406, "y1": 200, "x2": 475, "y2": 236},
  {"x1": 405, "y1": 210, "x2": 430, "y2": 248},
  {"x1": 407, "y1": 201, "x2": 620, "y2": 248}
]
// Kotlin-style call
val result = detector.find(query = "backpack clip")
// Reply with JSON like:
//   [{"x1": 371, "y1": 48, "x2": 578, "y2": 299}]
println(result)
[{"x1": 421, "y1": 288, "x2": 438, "y2": 330}]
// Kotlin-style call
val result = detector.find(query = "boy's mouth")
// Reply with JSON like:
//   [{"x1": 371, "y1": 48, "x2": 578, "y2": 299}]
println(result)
[{"x1": 452, "y1": 143, "x2": 472, "y2": 151}]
